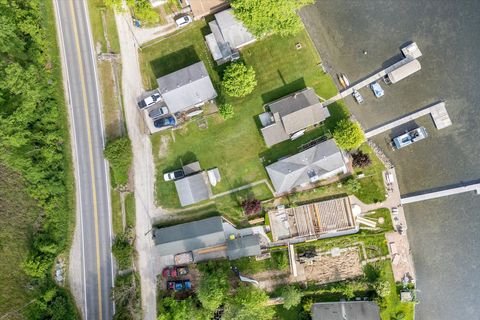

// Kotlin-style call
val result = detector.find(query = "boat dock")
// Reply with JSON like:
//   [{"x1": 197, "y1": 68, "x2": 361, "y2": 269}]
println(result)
[
  {"x1": 401, "y1": 181, "x2": 480, "y2": 205},
  {"x1": 364, "y1": 102, "x2": 452, "y2": 138}
]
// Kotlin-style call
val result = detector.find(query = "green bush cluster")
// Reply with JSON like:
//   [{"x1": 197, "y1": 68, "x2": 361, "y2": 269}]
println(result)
[
  {"x1": 105, "y1": 0, "x2": 159, "y2": 25},
  {"x1": 219, "y1": 103, "x2": 235, "y2": 120},
  {"x1": 221, "y1": 62, "x2": 257, "y2": 97},
  {"x1": 104, "y1": 137, "x2": 133, "y2": 187},
  {"x1": 0, "y1": 0, "x2": 78, "y2": 317},
  {"x1": 112, "y1": 231, "x2": 134, "y2": 270},
  {"x1": 333, "y1": 119, "x2": 365, "y2": 150}
]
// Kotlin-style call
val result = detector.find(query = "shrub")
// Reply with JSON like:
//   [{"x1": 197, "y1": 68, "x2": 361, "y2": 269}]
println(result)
[
  {"x1": 270, "y1": 251, "x2": 289, "y2": 270},
  {"x1": 281, "y1": 285, "x2": 303, "y2": 310},
  {"x1": 222, "y1": 62, "x2": 257, "y2": 97},
  {"x1": 352, "y1": 151, "x2": 372, "y2": 168},
  {"x1": 333, "y1": 119, "x2": 365, "y2": 150},
  {"x1": 345, "y1": 177, "x2": 361, "y2": 193},
  {"x1": 133, "y1": 0, "x2": 159, "y2": 24},
  {"x1": 104, "y1": 137, "x2": 132, "y2": 187},
  {"x1": 219, "y1": 103, "x2": 234, "y2": 120},
  {"x1": 374, "y1": 280, "x2": 391, "y2": 298},
  {"x1": 242, "y1": 198, "x2": 262, "y2": 215},
  {"x1": 112, "y1": 232, "x2": 133, "y2": 270}
]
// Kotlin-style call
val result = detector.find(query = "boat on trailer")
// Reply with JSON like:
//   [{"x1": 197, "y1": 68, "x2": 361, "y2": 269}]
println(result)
[{"x1": 392, "y1": 126, "x2": 428, "y2": 149}]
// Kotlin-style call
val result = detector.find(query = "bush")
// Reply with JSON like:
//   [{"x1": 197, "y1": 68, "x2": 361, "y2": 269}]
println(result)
[
  {"x1": 133, "y1": 0, "x2": 159, "y2": 24},
  {"x1": 352, "y1": 151, "x2": 372, "y2": 168},
  {"x1": 345, "y1": 177, "x2": 361, "y2": 193},
  {"x1": 281, "y1": 285, "x2": 303, "y2": 310},
  {"x1": 374, "y1": 280, "x2": 391, "y2": 298},
  {"x1": 112, "y1": 232, "x2": 133, "y2": 270},
  {"x1": 222, "y1": 62, "x2": 257, "y2": 97},
  {"x1": 242, "y1": 198, "x2": 262, "y2": 215},
  {"x1": 333, "y1": 119, "x2": 365, "y2": 150},
  {"x1": 270, "y1": 251, "x2": 289, "y2": 270},
  {"x1": 104, "y1": 137, "x2": 132, "y2": 187},
  {"x1": 219, "y1": 103, "x2": 234, "y2": 120}
]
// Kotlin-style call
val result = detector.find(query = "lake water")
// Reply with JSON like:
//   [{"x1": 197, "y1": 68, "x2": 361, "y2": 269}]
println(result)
[{"x1": 300, "y1": 1, "x2": 480, "y2": 319}]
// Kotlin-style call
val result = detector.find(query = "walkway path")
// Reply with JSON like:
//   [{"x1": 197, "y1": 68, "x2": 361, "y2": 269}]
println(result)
[
  {"x1": 401, "y1": 181, "x2": 480, "y2": 204},
  {"x1": 211, "y1": 179, "x2": 275, "y2": 199}
]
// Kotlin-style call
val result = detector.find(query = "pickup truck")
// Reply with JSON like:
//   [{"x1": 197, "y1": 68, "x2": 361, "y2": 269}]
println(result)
[
  {"x1": 162, "y1": 266, "x2": 189, "y2": 278},
  {"x1": 167, "y1": 280, "x2": 191, "y2": 291}
]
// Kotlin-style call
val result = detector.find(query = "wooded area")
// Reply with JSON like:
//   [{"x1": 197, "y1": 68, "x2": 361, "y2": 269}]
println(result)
[{"x1": 0, "y1": 0, "x2": 78, "y2": 318}]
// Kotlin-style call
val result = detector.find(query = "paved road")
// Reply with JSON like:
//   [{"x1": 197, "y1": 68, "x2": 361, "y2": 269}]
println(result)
[{"x1": 54, "y1": 0, "x2": 113, "y2": 319}]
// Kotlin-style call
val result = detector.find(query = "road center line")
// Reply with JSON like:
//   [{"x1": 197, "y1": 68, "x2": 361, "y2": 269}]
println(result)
[{"x1": 68, "y1": 1, "x2": 104, "y2": 318}]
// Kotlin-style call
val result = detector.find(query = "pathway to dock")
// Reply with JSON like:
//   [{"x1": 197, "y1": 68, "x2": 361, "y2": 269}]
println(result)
[
  {"x1": 401, "y1": 181, "x2": 480, "y2": 205},
  {"x1": 364, "y1": 101, "x2": 452, "y2": 138}
]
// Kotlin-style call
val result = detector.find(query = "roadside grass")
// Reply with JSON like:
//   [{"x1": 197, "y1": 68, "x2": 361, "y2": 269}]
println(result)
[
  {"x1": 144, "y1": 23, "x2": 343, "y2": 209},
  {"x1": 87, "y1": 0, "x2": 120, "y2": 53},
  {"x1": 125, "y1": 192, "x2": 136, "y2": 228},
  {"x1": 112, "y1": 189, "x2": 123, "y2": 235},
  {"x1": 0, "y1": 166, "x2": 38, "y2": 314}
]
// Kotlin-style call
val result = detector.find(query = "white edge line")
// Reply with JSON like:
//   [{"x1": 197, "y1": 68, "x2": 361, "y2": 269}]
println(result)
[
  {"x1": 52, "y1": 0, "x2": 88, "y2": 318},
  {"x1": 80, "y1": 0, "x2": 116, "y2": 314}
]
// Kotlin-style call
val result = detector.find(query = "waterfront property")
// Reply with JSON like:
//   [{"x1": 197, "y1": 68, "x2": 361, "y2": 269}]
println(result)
[
  {"x1": 156, "y1": 61, "x2": 217, "y2": 113},
  {"x1": 311, "y1": 301, "x2": 381, "y2": 320},
  {"x1": 265, "y1": 139, "x2": 349, "y2": 194},
  {"x1": 259, "y1": 88, "x2": 330, "y2": 147},
  {"x1": 267, "y1": 197, "x2": 358, "y2": 242},
  {"x1": 152, "y1": 216, "x2": 261, "y2": 261},
  {"x1": 205, "y1": 8, "x2": 256, "y2": 64}
]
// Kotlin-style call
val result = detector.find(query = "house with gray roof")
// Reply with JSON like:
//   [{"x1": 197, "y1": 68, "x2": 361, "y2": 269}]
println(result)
[
  {"x1": 153, "y1": 216, "x2": 225, "y2": 256},
  {"x1": 226, "y1": 234, "x2": 261, "y2": 260},
  {"x1": 259, "y1": 88, "x2": 330, "y2": 147},
  {"x1": 205, "y1": 9, "x2": 256, "y2": 64},
  {"x1": 174, "y1": 171, "x2": 212, "y2": 207},
  {"x1": 156, "y1": 61, "x2": 217, "y2": 113},
  {"x1": 311, "y1": 301, "x2": 380, "y2": 320},
  {"x1": 265, "y1": 139, "x2": 349, "y2": 194}
]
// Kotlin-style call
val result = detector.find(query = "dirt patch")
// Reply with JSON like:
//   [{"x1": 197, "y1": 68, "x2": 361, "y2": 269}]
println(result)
[
  {"x1": 304, "y1": 248, "x2": 363, "y2": 284},
  {"x1": 157, "y1": 135, "x2": 171, "y2": 159}
]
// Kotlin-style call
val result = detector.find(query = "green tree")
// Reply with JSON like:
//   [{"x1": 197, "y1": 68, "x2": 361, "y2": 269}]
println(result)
[
  {"x1": 133, "y1": 0, "x2": 159, "y2": 24},
  {"x1": 231, "y1": 0, "x2": 314, "y2": 37},
  {"x1": 104, "y1": 0, "x2": 123, "y2": 10},
  {"x1": 281, "y1": 285, "x2": 303, "y2": 310},
  {"x1": 223, "y1": 285, "x2": 274, "y2": 320},
  {"x1": 333, "y1": 119, "x2": 365, "y2": 150},
  {"x1": 219, "y1": 103, "x2": 235, "y2": 120},
  {"x1": 157, "y1": 297, "x2": 210, "y2": 320},
  {"x1": 197, "y1": 268, "x2": 229, "y2": 311},
  {"x1": 222, "y1": 62, "x2": 257, "y2": 97},
  {"x1": 104, "y1": 137, "x2": 133, "y2": 187}
]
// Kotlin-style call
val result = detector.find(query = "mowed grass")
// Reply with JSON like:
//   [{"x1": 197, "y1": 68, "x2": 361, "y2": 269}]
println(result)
[
  {"x1": 0, "y1": 165, "x2": 37, "y2": 314},
  {"x1": 142, "y1": 22, "x2": 340, "y2": 209}
]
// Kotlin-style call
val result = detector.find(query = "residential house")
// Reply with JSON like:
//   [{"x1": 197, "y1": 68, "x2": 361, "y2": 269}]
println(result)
[
  {"x1": 259, "y1": 88, "x2": 330, "y2": 147},
  {"x1": 156, "y1": 61, "x2": 217, "y2": 114},
  {"x1": 153, "y1": 216, "x2": 262, "y2": 261},
  {"x1": 265, "y1": 139, "x2": 349, "y2": 194},
  {"x1": 311, "y1": 301, "x2": 381, "y2": 320},
  {"x1": 205, "y1": 9, "x2": 256, "y2": 64},
  {"x1": 189, "y1": 0, "x2": 228, "y2": 19}
]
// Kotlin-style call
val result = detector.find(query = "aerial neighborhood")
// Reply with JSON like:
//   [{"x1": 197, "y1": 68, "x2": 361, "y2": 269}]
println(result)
[{"x1": 7, "y1": 0, "x2": 472, "y2": 319}]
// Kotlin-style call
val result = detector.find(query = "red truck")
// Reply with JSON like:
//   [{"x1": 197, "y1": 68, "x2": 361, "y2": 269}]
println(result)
[{"x1": 162, "y1": 266, "x2": 189, "y2": 278}]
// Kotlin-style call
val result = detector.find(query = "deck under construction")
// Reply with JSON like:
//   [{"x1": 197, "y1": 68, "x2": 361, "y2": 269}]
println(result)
[{"x1": 269, "y1": 197, "x2": 357, "y2": 242}]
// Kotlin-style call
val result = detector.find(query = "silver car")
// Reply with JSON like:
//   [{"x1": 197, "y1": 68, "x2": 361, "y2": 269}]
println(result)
[
  {"x1": 148, "y1": 106, "x2": 169, "y2": 119},
  {"x1": 352, "y1": 90, "x2": 364, "y2": 104}
]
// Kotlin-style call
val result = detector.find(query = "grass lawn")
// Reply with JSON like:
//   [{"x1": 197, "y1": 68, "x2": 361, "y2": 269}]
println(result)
[
  {"x1": 125, "y1": 192, "x2": 136, "y2": 228},
  {"x1": 0, "y1": 165, "x2": 37, "y2": 314},
  {"x1": 142, "y1": 22, "x2": 344, "y2": 211},
  {"x1": 111, "y1": 189, "x2": 123, "y2": 235}
]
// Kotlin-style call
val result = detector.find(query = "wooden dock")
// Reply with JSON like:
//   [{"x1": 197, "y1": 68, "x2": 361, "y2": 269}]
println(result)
[
  {"x1": 322, "y1": 57, "x2": 419, "y2": 107},
  {"x1": 364, "y1": 102, "x2": 452, "y2": 138},
  {"x1": 401, "y1": 182, "x2": 480, "y2": 205}
]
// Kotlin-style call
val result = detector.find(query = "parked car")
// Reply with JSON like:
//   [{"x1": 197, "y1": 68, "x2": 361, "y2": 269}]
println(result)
[
  {"x1": 352, "y1": 90, "x2": 364, "y2": 104},
  {"x1": 162, "y1": 266, "x2": 189, "y2": 278},
  {"x1": 369, "y1": 82, "x2": 384, "y2": 98},
  {"x1": 163, "y1": 169, "x2": 185, "y2": 181},
  {"x1": 148, "y1": 106, "x2": 169, "y2": 119},
  {"x1": 175, "y1": 15, "x2": 192, "y2": 28},
  {"x1": 138, "y1": 92, "x2": 161, "y2": 109},
  {"x1": 167, "y1": 280, "x2": 191, "y2": 291},
  {"x1": 154, "y1": 115, "x2": 176, "y2": 129}
]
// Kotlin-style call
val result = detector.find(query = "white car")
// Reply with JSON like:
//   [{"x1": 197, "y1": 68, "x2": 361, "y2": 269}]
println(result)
[
  {"x1": 138, "y1": 92, "x2": 161, "y2": 109},
  {"x1": 352, "y1": 90, "x2": 364, "y2": 104},
  {"x1": 370, "y1": 82, "x2": 384, "y2": 98},
  {"x1": 175, "y1": 16, "x2": 192, "y2": 28},
  {"x1": 163, "y1": 169, "x2": 185, "y2": 181}
]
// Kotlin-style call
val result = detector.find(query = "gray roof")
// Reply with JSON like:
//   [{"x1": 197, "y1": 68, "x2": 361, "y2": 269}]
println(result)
[
  {"x1": 266, "y1": 139, "x2": 348, "y2": 194},
  {"x1": 226, "y1": 234, "x2": 261, "y2": 260},
  {"x1": 261, "y1": 88, "x2": 328, "y2": 147},
  {"x1": 156, "y1": 62, "x2": 217, "y2": 113},
  {"x1": 206, "y1": 9, "x2": 255, "y2": 61},
  {"x1": 214, "y1": 9, "x2": 255, "y2": 49},
  {"x1": 153, "y1": 216, "x2": 226, "y2": 256},
  {"x1": 174, "y1": 171, "x2": 211, "y2": 207},
  {"x1": 311, "y1": 301, "x2": 380, "y2": 320}
]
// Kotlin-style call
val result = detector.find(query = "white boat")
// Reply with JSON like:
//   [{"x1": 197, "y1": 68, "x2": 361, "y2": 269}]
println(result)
[
  {"x1": 392, "y1": 127, "x2": 428, "y2": 149},
  {"x1": 337, "y1": 74, "x2": 346, "y2": 88},
  {"x1": 341, "y1": 74, "x2": 350, "y2": 87}
]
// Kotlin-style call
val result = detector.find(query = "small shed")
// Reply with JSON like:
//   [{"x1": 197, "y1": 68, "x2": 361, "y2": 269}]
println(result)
[{"x1": 387, "y1": 59, "x2": 421, "y2": 84}]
